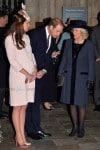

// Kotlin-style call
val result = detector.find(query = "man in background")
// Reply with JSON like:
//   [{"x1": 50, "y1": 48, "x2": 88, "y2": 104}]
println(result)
[
  {"x1": 91, "y1": 12, "x2": 100, "y2": 111},
  {"x1": 0, "y1": 10, "x2": 9, "y2": 119}
]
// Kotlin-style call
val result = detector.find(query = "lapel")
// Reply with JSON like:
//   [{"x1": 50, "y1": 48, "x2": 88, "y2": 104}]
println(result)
[
  {"x1": 72, "y1": 39, "x2": 87, "y2": 64},
  {"x1": 46, "y1": 37, "x2": 56, "y2": 54}
]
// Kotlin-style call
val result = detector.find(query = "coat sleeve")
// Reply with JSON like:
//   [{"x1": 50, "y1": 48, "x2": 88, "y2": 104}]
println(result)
[
  {"x1": 88, "y1": 41, "x2": 95, "y2": 81},
  {"x1": 5, "y1": 36, "x2": 22, "y2": 72}
]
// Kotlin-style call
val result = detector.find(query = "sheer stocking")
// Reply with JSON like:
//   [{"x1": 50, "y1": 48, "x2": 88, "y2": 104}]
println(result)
[
  {"x1": 78, "y1": 106, "x2": 86, "y2": 130},
  {"x1": 69, "y1": 105, "x2": 78, "y2": 130}
]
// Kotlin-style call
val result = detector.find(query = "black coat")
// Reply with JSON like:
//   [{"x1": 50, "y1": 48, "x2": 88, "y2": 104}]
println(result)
[
  {"x1": 28, "y1": 27, "x2": 57, "y2": 102},
  {"x1": 0, "y1": 27, "x2": 9, "y2": 88}
]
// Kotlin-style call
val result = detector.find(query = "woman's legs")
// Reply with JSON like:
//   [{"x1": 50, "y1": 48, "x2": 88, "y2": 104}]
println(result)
[
  {"x1": 77, "y1": 106, "x2": 86, "y2": 137},
  {"x1": 19, "y1": 105, "x2": 27, "y2": 144},
  {"x1": 12, "y1": 106, "x2": 24, "y2": 145},
  {"x1": 69, "y1": 105, "x2": 78, "y2": 136},
  {"x1": 78, "y1": 106, "x2": 86, "y2": 129},
  {"x1": 68, "y1": 104, "x2": 86, "y2": 137},
  {"x1": 12, "y1": 105, "x2": 29, "y2": 145}
]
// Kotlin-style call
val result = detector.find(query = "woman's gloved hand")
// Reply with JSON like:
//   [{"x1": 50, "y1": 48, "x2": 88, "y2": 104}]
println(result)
[{"x1": 87, "y1": 80, "x2": 94, "y2": 94}]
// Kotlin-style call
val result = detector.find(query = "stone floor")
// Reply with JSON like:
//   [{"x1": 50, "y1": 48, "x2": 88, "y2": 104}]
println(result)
[{"x1": 0, "y1": 96, "x2": 100, "y2": 150}]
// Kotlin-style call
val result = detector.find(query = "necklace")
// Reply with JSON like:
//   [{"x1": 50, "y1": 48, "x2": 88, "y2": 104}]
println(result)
[{"x1": 74, "y1": 39, "x2": 85, "y2": 44}]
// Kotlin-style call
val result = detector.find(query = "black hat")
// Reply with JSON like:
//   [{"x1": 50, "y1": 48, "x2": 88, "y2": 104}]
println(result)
[{"x1": 67, "y1": 20, "x2": 90, "y2": 30}]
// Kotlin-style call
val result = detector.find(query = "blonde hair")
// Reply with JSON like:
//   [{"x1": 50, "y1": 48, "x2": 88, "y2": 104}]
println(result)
[{"x1": 80, "y1": 28, "x2": 89, "y2": 39}]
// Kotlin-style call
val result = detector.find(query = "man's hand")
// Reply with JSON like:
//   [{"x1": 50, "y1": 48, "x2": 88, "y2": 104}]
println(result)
[
  {"x1": 96, "y1": 58, "x2": 100, "y2": 62},
  {"x1": 51, "y1": 50, "x2": 60, "y2": 58},
  {"x1": 87, "y1": 80, "x2": 94, "y2": 94},
  {"x1": 36, "y1": 70, "x2": 46, "y2": 79}
]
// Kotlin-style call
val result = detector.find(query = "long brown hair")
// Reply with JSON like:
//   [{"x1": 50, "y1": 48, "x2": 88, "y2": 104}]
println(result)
[{"x1": 6, "y1": 13, "x2": 26, "y2": 49}]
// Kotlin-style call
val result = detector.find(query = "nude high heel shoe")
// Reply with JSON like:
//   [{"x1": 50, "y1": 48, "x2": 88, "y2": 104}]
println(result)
[
  {"x1": 24, "y1": 142, "x2": 31, "y2": 146},
  {"x1": 15, "y1": 138, "x2": 29, "y2": 149}
]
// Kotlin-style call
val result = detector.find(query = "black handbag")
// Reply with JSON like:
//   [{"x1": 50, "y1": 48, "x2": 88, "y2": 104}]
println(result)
[{"x1": 57, "y1": 75, "x2": 64, "y2": 87}]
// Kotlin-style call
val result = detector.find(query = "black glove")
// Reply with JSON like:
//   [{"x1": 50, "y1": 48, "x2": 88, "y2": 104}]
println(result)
[
  {"x1": 52, "y1": 56, "x2": 60, "y2": 65},
  {"x1": 57, "y1": 75, "x2": 64, "y2": 87},
  {"x1": 87, "y1": 80, "x2": 94, "y2": 94}
]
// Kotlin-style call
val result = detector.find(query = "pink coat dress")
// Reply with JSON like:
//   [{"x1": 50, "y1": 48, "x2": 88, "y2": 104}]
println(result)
[{"x1": 5, "y1": 34, "x2": 36, "y2": 106}]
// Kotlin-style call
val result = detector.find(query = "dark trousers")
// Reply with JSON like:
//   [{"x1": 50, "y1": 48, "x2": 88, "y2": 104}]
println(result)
[
  {"x1": 25, "y1": 98, "x2": 42, "y2": 134},
  {"x1": 0, "y1": 88, "x2": 5, "y2": 114},
  {"x1": 25, "y1": 78, "x2": 44, "y2": 134},
  {"x1": 94, "y1": 62, "x2": 100, "y2": 105}
]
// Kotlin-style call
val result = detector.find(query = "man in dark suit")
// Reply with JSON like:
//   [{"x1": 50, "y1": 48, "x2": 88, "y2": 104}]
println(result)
[
  {"x1": 91, "y1": 12, "x2": 100, "y2": 111},
  {"x1": 0, "y1": 10, "x2": 9, "y2": 119},
  {"x1": 25, "y1": 18, "x2": 63, "y2": 140}
]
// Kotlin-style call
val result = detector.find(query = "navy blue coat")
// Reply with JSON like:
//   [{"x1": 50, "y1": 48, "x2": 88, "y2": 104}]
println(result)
[
  {"x1": 58, "y1": 39, "x2": 95, "y2": 106},
  {"x1": 28, "y1": 27, "x2": 57, "y2": 101}
]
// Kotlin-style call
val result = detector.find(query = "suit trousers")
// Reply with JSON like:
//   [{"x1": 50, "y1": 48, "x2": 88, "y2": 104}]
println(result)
[
  {"x1": 25, "y1": 99, "x2": 42, "y2": 134},
  {"x1": 94, "y1": 61, "x2": 100, "y2": 105},
  {"x1": 0, "y1": 88, "x2": 5, "y2": 114}
]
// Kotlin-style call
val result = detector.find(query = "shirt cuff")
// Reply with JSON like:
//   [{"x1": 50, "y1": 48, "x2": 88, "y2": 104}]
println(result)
[{"x1": 42, "y1": 69, "x2": 47, "y2": 73}]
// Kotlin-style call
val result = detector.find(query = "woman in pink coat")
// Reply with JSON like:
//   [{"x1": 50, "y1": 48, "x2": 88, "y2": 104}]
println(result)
[{"x1": 5, "y1": 13, "x2": 37, "y2": 148}]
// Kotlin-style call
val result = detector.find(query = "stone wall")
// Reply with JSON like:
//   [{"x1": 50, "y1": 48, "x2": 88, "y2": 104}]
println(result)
[{"x1": 25, "y1": 0, "x2": 100, "y2": 28}]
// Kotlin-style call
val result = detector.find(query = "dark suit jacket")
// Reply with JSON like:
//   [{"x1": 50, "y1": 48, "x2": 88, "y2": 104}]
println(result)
[
  {"x1": 28, "y1": 27, "x2": 57, "y2": 101},
  {"x1": 91, "y1": 25, "x2": 100, "y2": 59},
  {"x1": 0, "y1": 27, "x2": 9, "y2": 88}
]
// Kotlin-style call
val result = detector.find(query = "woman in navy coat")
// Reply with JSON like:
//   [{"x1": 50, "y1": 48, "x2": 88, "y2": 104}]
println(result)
[{"x1": 58, "y1": 20, "x2": 95, "y2": 138}]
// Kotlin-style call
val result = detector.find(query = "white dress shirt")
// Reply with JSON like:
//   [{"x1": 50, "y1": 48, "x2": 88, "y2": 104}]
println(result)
[{"x1": 45, "y1": 26, "x2": 51, "y2": 53}]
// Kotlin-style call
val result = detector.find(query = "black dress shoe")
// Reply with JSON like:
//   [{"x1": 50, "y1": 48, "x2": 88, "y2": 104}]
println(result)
[
  {"x1": 69, "y1": 128, "x2": 77, "y2": 137},
  {"x1": 0, "y1": 113, "x2": 8, "y2": 119},
  {"x1": 37, "y1": 130, "x2": 52, "y2": 137},
  {"x1": 27, "y1": 133, "x2": 42, "y2": 140},
  {"x1": 1, "y1": 111, "x2": 8, "y2": 115},
  {"x1": 77, "y1": 128, "x2": 85, "y2": 138},
  {"x1": 94, "y1": 105, "x2": 100, "y2": 111}
]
